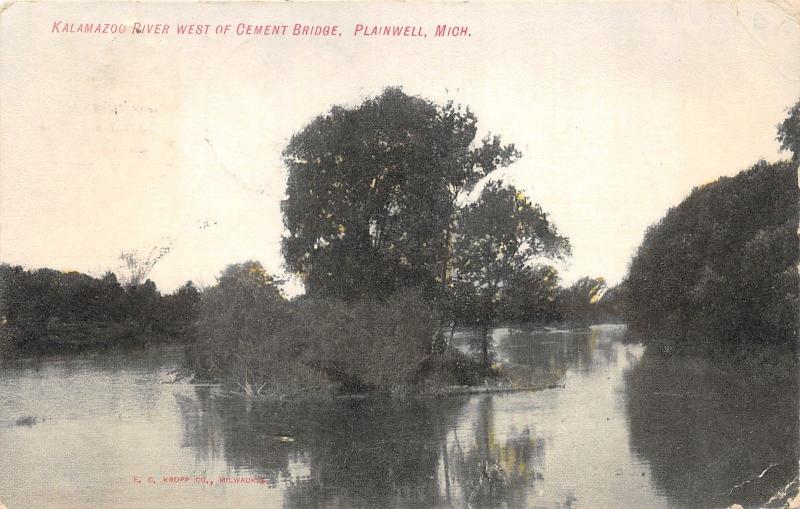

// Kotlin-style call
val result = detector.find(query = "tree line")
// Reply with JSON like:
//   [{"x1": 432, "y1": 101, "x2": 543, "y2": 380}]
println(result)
[
  {"x1": 0, "y1": 264, "x2": 200, "y2": 356},
  {"x1": 621, "y1": 99, "x2": 799, "y2": 350}
]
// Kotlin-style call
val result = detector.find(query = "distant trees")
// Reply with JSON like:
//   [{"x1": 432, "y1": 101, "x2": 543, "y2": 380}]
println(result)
[
  {"x1": 498, "y1": 265, "x2": 562, "y2": 327},
  {"x1": 0, "y1": 263, "x2": 198, "y2": 355},
  {"x1": 557, "y1": 277, "x2": 608, "y2": 327},
  {"x1": 449, "y1": 181, "x2": 570, "y2": 364},
  {"x1": 281, "y1": 87, "x2": 519, "y2": 301}
]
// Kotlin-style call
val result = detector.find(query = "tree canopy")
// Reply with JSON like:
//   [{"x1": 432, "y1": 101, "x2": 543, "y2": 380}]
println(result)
[
  {"x1": 623, "y1": 160, "x2": 798, "y2": 347},
  {"x1": 624, "y1": 99, "x2": 800, "y2": 348},
  {"x1": 281, "y1": 87, "x2": 519, "y2": 300}
]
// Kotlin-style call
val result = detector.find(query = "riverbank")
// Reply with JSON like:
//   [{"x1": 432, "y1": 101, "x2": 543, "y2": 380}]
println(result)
[
  {"x1": 203, "y1": 377, "x2": 566, "y2": 404},
  {"x1": 1, "y1": 321, "x2": 195, "y2": 362}
]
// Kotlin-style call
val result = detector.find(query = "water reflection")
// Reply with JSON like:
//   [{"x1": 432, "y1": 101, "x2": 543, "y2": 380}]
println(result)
[
  {"x1": 1, "y1": 327, "x2": 795, "y2": 508},
  {"x1": 177, "y1": 390, "x2": 469, "y2": 507},
  {"x1": 174, "y1": 326, "x2": 646, "y2": 508},
  {"x1": 445, "y1": 395, "x2": 545, "y2": 508},
  {"x1": 455, "y1": 327, "x2": 607, "y2": 387},
  {"x1": 176, "y1": 387, "x2": 550, "y2": 508},
  {"x1": 626, "y1": 347, "x2": 799, "y2": 508}
]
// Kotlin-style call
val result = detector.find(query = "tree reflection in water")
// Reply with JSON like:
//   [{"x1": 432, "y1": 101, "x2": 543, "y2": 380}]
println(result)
[
  {"x1": 176, "y1": 387, "x2": 548, "y2": 508},
  {"x1": 626, "y1": 346, "x2": 799, "y2": 509},
  {"x1": 448, "y1": 395, "x2": 545, "y2": 508}
]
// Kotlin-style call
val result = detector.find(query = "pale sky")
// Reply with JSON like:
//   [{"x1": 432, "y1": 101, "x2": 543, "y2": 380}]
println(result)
[{"x1": 1, "y1": 1, "x2": 798, "y2": 294}]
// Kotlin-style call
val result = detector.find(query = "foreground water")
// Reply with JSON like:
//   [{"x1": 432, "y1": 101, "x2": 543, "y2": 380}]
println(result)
[{"x1": 0, "y1": 325, "x2": 796, "y2": 508}]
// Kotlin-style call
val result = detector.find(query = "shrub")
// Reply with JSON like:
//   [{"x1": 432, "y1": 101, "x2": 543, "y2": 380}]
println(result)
[
  {"x1": 295, "y1": 288, "x2": 439, "y2": 391},
  {"x1": 188, "y1": 263, "x2": 439, "y2": 395},
  {"x1": 189, "y1": 262, "x2": 327, "y2": 395}
]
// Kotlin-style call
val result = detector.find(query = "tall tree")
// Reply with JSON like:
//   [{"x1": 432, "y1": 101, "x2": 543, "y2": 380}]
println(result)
[
  {"x1": 281, "y1": 87, "x2": 519, "y2": 301},
  {"x1": 451, "y1": 181, "x2": 570, "y2": 364}
]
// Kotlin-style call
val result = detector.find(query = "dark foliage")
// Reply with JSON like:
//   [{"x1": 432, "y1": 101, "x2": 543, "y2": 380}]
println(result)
[
  {"x1": 777, "y1": 98, "x2": 800, "y2": 164},
  {"x1": 623, "y1": 160, "x2": 799, "y2": 347},
  {"x1": 186, "y1": 262, "x2": 461, "y2": 395},
  {"x1": 281, "y1": 87, "x2": 519, "y2": 302},
  {"x1": 0, "y1": 264, "x2": 199, "y2": 356}
]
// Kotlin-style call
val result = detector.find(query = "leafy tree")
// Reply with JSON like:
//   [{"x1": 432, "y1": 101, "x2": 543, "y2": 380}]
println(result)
[
  {"x1": 92, "y1": 272, "x2": 127, "y2": 322},
  {"x1": 281, "y1": 87, "x2": 519, "y2": 301},
  {"x1": 161, "y1": 281, "x2": 201, "y2": 334},
  {"x1": 623, "y1": 159, "x2": 798, "y2": 347},
  {"x1": 777, "y1": 98, "x2": 800, "y2": 163},
  {"x1": 451, "y1": 181, "x2": 570, "y2": 364},
  {"x1": 125, "y1": 279, "x2": 161, "y2": 332}
]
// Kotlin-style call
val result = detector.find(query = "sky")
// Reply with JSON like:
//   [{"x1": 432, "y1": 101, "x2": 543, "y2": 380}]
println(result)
[{"x1": 1, "y1": 1, "x2": 798, "y2": 295}]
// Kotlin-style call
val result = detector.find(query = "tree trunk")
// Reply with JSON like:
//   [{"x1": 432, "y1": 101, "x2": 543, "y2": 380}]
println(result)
[
  {"x1": 480, "y1": 325, "x2": 489, "y2": 367},
  {"x1": 437, "y1": 194, "x2": 460, "y2": 342}
]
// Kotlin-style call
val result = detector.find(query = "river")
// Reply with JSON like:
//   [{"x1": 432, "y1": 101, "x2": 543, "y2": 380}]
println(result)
[{"x1": 0, "y1": 325, "x2": 796, "y2": 508}]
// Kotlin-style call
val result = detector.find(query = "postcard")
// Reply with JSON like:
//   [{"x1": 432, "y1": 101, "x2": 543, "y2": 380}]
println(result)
[{"x1": 1, "y1": 1, "x2": 798, "y2": 508}]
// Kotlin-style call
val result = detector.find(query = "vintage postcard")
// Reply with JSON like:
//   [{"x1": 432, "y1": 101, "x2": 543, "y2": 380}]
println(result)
[{"x1": 0, "y1": 1, "x2": 798, "y2": 508}]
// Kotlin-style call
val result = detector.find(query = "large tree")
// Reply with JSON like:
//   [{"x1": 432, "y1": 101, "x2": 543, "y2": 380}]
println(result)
[
  {"x1": 281, "y1": 87, "x2": 519, "y2": 301},
  {"x1": 450, "y1": 181, "x2": 571, "y2": 364},
  {"x1": 623, "y1": 160, "x2": 798, "y2": 347},
  {"x1": 623, "y1": 99, "x2": 800, "y2": 349}
]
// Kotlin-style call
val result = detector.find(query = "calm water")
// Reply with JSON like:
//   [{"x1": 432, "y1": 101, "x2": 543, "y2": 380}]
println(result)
[{"x1": 1, "y1": 326, "x2": 796, "y2": 508}]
